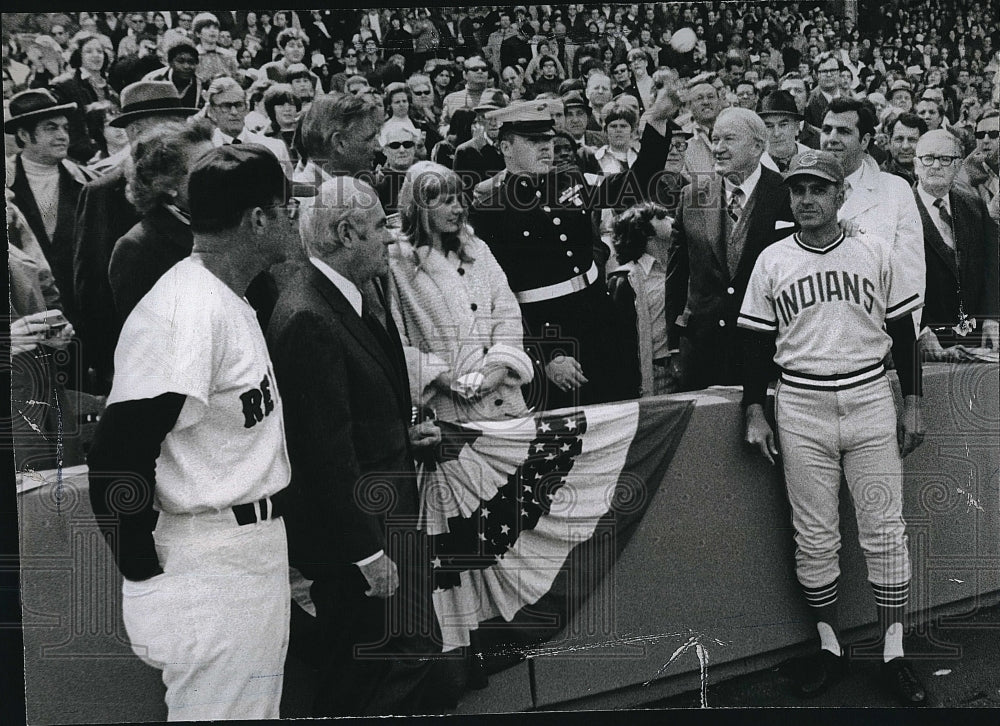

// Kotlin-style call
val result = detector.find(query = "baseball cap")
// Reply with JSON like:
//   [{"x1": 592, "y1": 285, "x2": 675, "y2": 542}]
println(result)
[
  {"x1": 782, "y1": 150, "x2": 844, "y2": 185},
  {"x1": 189, "y1": 145, "x2": 303, "y2": 232}
]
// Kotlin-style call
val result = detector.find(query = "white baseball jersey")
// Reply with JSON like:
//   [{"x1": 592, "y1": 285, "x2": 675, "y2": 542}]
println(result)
[
  {"x1": 109, "y1": 258, "x2": 290, "y2": 515},
  {"x1": 738, "y1": 231, "x2": 923, "y2": 376}
]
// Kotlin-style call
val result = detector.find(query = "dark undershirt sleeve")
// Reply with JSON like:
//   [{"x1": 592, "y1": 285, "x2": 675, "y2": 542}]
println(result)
[
  {"x1": 740, "y1": 328, "x2": 777, "y2": 409},
  {"x1": 87, "y1": 393, "x2": 186, "y2": 581},
  {"x1": 888, "y1": 313, "x2": 922, "y2": 397}
]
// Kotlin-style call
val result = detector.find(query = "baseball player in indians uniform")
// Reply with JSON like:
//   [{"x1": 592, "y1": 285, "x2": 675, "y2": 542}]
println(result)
[
  {"x1": 738, "y1": 150, "x2": 929, "y2": 705},
  {"x1": 88, "y1": 146, "x2": 303, "y2": 720}
]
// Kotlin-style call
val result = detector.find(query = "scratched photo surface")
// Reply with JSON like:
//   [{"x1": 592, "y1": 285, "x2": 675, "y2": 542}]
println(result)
[{"x1": 6, "y1": 2, "x2": 1000, "y2": 722}]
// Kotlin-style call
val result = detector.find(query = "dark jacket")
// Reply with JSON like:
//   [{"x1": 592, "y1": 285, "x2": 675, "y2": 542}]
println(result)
[
  {"x1": 49, "y1": 70, "x2": 106, "y2": 164},
  {"x1": 452, "y1": 136, "x2": 505, "y2": 194}
]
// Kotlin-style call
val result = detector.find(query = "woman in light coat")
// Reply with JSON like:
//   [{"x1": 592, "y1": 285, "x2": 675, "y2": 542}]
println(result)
[{"x1": 388, "y1": 161, "x2": 534, "y2": 423}]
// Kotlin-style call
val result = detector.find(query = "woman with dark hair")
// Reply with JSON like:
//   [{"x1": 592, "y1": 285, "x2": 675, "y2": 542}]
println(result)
[
  {"x1": 262, "y1": 83, "x2": 301, "y2": 159},
  {"x1": 83, "y1": 100, "x2": 129, "y2": 173},
  {"x1": 50, "y1": 34, "x2": 114, "y2": 163},
  {"x1": 383, "y1": 13, "x2": 414, "y2": 65},
  {"x1": 109, "y1": 120, "x2": 215, "y2": 322},
  {"x1": 606, "y1": 201, "x2": 676, "y2": 397},
  {"x1": 388, "y1": 161, "x2": 533, "y2": 422},
  {"x1": 430, "y1": 107, "x2": 475, "y2": 168}
]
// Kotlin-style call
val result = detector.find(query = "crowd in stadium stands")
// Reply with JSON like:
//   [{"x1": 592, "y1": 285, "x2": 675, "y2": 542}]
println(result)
[{"x1": 5, "y1": 3, "x2": 999, "y2": 718}]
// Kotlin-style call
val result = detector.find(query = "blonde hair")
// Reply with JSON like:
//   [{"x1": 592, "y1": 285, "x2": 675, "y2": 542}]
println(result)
[{"x1": 398, "y1": 161, "x2": 476, "y2": 266}]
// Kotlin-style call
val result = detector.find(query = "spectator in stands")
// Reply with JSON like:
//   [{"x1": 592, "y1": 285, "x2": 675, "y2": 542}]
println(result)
[
  {"x1": 682, "y1": 76, "x2": 722, "y2": 179},
  {"x1": 882, "y1": 113, "x2": 928, "y2": 186},
  {"x1": 262, "y1": 83, "x2": 301, "y2": 155},
  {"x1": 143, "y1": 38, "x2": 202, "y2": 108},
  {"x1": 957, "y1": 110, "x2": 999, "y2": 207},
  {"x1": 888, "y1": 80, "x2": 914, "y2": 112},
  {"x1": 244, "y1": 78, "x2": 274, "y2": 134},
  {"x1": 758, "y1": 90, "x2": 809, "y2": 172},
  {"x1": 915, "y1": 97, "x2": 945, "y2": 131},
  {"x1": 585, "y1": 71, "x2": 614, "y2": 127},
  {"x1": 192, "y1": 12, "x2": 237, "y2": 84},
  {"x1": 82, "y1": 100, "x2": 129, "y2": 174},
  {"x1": 407, "y1": 73, "x2": 437, "y2": 127},
  {"x1": 607, "y1": 201, "x2": 676, "y2": 397},
  {"x1": 24, "y1": 35, "x2": 66, "y2": 90},
  {"x1": 562, "y1": 89, "x2": 606, "y2": 149},
  {"x1": 735, "y1": 79, "x2": 760, "y2": 111},
  {"x1": 912, "y1": 128, "x2": 999, "y2": 354},
  {"x1": 441, "y1": 56, "x2": 490, "y2": 126},
  {"x1": 203, "y1": 77, "x2": 291, "y2": 170},
  {"x1": 805, "y1": 54, "x2": 842, "y2": 128},
  {"x1": 376, "y1": 124, "x2": 419, "y2": 214},
  {"x1": 594, "y1": 101, "x2": 639, "y2": 174},
  {"x1": 453, "y1": 89, "x2": 508, "y2": 194},
  {"x1": 626, "y1": 48, "x2": 655, "y2": 111},
  {"x1": 431, "y1": 107, "x2": 475, "y2": 169},
  {"x1": 285, "y1": 63, "x2": 317, "y2": 112},
  {"x1": 388, "y1": 160, "x2": 533, "y2": 422},
  {"x1": 50, "y1": 34, "x2": 113, "y2": 164},
  {"x1": 109, "y1": 120, "x2": 215, "y2": 322},
  {"x1": 261, "y1": 28, "x2": 311, "y2": 84}
]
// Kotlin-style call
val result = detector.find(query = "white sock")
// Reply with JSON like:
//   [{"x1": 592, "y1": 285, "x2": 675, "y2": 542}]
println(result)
[
  {"x1": 817, "y1": 621, "x2": 841, "y2": 656},
  {"x1": 884, "y1": 622, "x2": 904, "y2": 662}
]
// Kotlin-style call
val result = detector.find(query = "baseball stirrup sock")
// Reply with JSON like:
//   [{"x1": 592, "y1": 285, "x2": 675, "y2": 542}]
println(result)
[
  {"x1": 872, "y1": 581, "x2": 910, "y2": 662},
  {"x1": 803, "y1": 579, "x2": 841, "y2": 654}
]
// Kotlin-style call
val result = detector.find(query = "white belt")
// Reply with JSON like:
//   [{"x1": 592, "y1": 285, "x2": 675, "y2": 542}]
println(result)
[{"x1": 515, "y1": 264, "x2": 599, "y2": 305}]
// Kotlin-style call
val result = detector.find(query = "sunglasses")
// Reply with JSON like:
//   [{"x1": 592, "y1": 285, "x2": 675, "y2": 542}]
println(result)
[
  {"x1": 466, "y1": 65, "x2": 488, "y2": 72},
  {"x1": 975, "y1": 129, "x2": 1000, "y2": 140},
  {"x1": 386, "y1": 140, "x2": 416, "y2": 149},
  {"x1": 670, "y1": 140, "x2": 689, "y2": 151},
  {"x1": 411, "y1": 89, "x2": 432, "y2": 96},
  {"x1": 346, "y1": 52, "x2": 357, "y2": 58}
]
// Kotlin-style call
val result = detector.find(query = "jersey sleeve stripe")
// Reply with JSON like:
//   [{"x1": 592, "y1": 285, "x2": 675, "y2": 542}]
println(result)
[
  {"x1": 737, "y1": 313, "x2": 778, "y2": 331},
  {"x1": 885, "y1": 293, "x2": 921, "y2": 320}
]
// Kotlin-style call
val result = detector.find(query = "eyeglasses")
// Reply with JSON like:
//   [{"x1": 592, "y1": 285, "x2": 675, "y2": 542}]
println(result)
[
  {"x1": 211, "y1": 100, "x2": 247, "y2": 113},
  {"x1": 411, "y1": 89, "x2": 432, "y2": 96},
  {"x1": 670, "y1": 140, "x2": 689, "y2": 151},
  {"x1": 346, "y1": 52, "x2": 357, "y2": 58},
  {"x1": 267, "y1": 197, "x2": 300, "y2": 220},
  {"x1": 386, "y1": 140, "x2": 416, "y2": 149},
  {"x1": 975, "y1": 129, "x2": 1000, "y2": 140},
  {"x1": 917, "y1": 155, "x2": 960, "y2": 167},
  {"x1": 818, "y1": 67, "x2": 840, "y2": 74},
  {"x1": 466, "y1": 65, "x2": 488, "y2": 72}
]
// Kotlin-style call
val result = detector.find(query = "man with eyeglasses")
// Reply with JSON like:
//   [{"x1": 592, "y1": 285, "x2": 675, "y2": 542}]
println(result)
[
  {"x1": 205, "y1": 77, "x2": 291, "y2": 174},
  {"x1": 611, "y1": 61, "x2": 631, "y2": 98},
  {"x1": 88, "y1": 145, "x2": 302, "y2": 721},
  {"x1": 912, "y1": 129, "x2": 999, "y2": 354},
  {"x1": 441, "y1": 55, "x2": 490, "y2": 127},
  {"x1": 957, "y1": 111, "x2": 999, "y2": 208},
  {"x1": 805, "y1": 55, "x2": 842, "y2": 129}
]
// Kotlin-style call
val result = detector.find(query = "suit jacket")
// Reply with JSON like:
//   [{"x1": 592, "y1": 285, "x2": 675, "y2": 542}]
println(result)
[
  {"x1": 452, "y1": 136, "x2": 505, "y2": 194},
  {"x1": 267, "y1": 264, "x2": 416, "y2": 580},
  {"x1": 914, "y1": 186, "x2": 999, "y2": 331},
  {"x1": 72, "y1": 164, "x2": 140, "y2": 394},
  {"x1": 664, "y1": 165, "x2": 796, "y2": 387},
  {"x1": 9, "y1": 155, "x2": 94, "y2": 324},
  {"x1": 804, "y1": 89, "x2": 835, "y2": 129},
  {"x1": 108, "y1": 205, "x2": 193, "y2": 324}
]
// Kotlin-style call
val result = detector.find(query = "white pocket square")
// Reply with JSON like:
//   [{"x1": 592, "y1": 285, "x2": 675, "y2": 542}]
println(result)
[{"x1": 775, "y1": 220, "x2": 796, "y2": 230}]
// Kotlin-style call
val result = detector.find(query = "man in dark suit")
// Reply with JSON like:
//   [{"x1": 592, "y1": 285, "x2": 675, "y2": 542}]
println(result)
[
  {"x1": 665, "y1": 106, "x2": 797, "y2": 391},
  {"x1": 72, "y1": 81, "x2": 198, "y2": 393},
  {"x1": 267, "y1": 176, "x2": 445, "y2": 717},
  {"x1": 804, "y1": 55, "x2": 842, "y2": 129},
  {"x1": 452, "y1": 88, "x2": 508, "y2": 195},
  {"x1": 912, "y1": 129, "x2": 999, "y2": 352}
]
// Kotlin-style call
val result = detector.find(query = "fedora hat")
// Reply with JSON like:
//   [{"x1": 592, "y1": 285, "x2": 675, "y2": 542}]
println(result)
[
  {"x1": 110, "y1": 81, "x2": 199, "y2": 128},
  {"x1": 474, "y1": 89, "x2": 509, "y2": 113},
  {"x1": 4, "y1": 89, "x2": 77, "y2": 134},
  {"x1": 757, "y1": 89, "x2": 802, "y2": 119}
]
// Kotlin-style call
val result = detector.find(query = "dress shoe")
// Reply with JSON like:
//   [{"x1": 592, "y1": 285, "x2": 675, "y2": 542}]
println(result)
[
  {"x1": 795, "y1": 649, "x2": 848, "y2": 698},
  {"x1": 881, "y1": 657, "x2": 928, "y2": 706}
]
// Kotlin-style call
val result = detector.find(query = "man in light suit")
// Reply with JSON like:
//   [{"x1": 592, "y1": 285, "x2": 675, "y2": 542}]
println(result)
[
  {"x1": 266, "y1": 177, "x2": 446, "y2": 717},
  {"x1": 820, "y1": 97, "x2": 925, "y2": 319},
  {"x1": 205, "y1": 77, "x2": 292, "y2": 174},
  {"x1": 665, "y1": 106, "x2": 797, "y2": 391},
  {"x1": 912, "y1": 129, "x2": 999, "y2": 352}
]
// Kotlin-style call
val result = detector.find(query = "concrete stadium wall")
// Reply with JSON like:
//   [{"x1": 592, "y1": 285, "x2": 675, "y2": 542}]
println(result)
[{"x1": 17, "y1": 363, "x2": 999, "y2": 721}]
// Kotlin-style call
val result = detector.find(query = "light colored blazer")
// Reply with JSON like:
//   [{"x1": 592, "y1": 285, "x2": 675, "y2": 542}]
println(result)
[{"x1": 388, "y1": 233, "x2": 534, "y2": 423}]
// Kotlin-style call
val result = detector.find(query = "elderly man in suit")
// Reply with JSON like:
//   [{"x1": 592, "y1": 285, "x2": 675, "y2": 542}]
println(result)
[
  {"x1": 72, "y1": 80, "x2": 198, "y2": 394},
  {"x1": 452, "y1": 88, "x2": 508, "y2": 195},
  {"x1": 665, "y1": 106, "x2": 797, "y2": 391},
  {"x1": 912, "y1": 129, "x2": 999, "y2": 353},
  {"x1": 267, "y1": 176, "x2": 445, "y2": 717},
  {"x1": 204, "y1": 77, "x2": 292, "y2": 171}
]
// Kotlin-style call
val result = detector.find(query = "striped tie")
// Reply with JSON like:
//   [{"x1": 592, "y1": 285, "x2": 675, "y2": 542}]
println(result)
[{"x1": 727, "y1": 187, "x2": 744, "y2": 225}]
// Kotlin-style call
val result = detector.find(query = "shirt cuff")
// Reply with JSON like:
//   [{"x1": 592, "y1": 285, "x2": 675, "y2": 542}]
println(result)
[{"x1": 354, "y1": 550, "x2": 384, "y2": 567}]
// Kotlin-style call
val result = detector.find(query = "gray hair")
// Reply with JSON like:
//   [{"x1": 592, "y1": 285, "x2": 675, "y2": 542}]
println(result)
[
  {"x1": 299, "y1": 177, "x2": 380, "y2": 258},
  {"x1": 125, "y1": 119, "x2": 214, "y2": 214},
  {"x1": 915, "y1": 128, "x2": 963, "y2": 157},
  {"x1": 715, "y1": 106, "x2": 768, "y2": 146},
  {"x1": 299, "y1": 91, "x2": 381, "y2": 159}
]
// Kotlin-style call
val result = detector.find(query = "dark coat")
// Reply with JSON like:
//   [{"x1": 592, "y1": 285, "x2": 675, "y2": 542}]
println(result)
[
  {"x1": 49, "y1": 70, "x2": 104, "y2": 164},
  {"x1": 664, "y1": 165, "x2": 796, "y2": 390},
  {"x1": 804, "y1": 89, "x2": 834, "y2": 129},
  {"x1": 72, "y1": 164, "x2": 140, "y2": 394},
  {"x1": 470, "y1": 121, "x2": 675, "y2": 407},
  {"x1": 108, "y1": 205, "x2": 193, "y2": 324},
  {"x1": 452, "y1": 136, "x2": 505, "y2": 194},
  {"x1": 266, "y1": 265, "x2": 438, "y2": 715},
  {"x1": 914, "y1": 186, "x2": 999, "y2": 339}
]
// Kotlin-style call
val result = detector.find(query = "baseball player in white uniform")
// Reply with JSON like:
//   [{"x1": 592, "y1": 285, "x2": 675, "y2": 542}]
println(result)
[
  {"x1": 738, "y1": 150, "x2": 929, "y2": 705},
  {"x1": 88, "y1": 145, "x2": 303, "y2": 720}
]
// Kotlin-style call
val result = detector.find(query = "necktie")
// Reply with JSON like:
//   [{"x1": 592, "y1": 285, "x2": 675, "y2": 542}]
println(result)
[
  {"x1": 229, "y1": 137, "x2": 242, "y2": 144},
  {"x1": 933, "y1": 197, "x2": 956, "y2": 250},
  {"x1": 727, "y1": 187, "x2": 744, "y2": 225}
]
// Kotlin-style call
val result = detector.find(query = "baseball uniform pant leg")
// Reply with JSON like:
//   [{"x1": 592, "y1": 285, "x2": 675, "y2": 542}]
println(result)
[
  {"x1": 840, "y1": 376, "x2": 911, "y2": 587},
  {"x1": 775, "y1": 381, "x2": 845, "y2": 589},
  {"x1": 122, "y1": 513, "x2": 290, "y2": 721}
]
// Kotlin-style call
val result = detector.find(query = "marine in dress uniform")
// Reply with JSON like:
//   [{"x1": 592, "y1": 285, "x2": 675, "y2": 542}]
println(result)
[{"x1": 469, "y1": 97, "x2": 678, "y2": 410}]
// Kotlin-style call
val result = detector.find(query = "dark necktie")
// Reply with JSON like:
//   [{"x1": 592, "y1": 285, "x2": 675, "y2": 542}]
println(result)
[
  {"x1": 229, "y1": 136, "x2": 242, "y2": 144},
  {"x1": 727, "y1": 187, "x2": 744, "y2": 225},
  {"x1": 933, "y1": 197, "x2": 953, "y2": 228}
]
